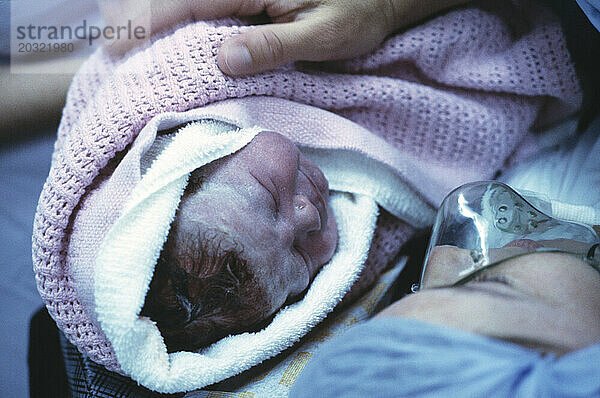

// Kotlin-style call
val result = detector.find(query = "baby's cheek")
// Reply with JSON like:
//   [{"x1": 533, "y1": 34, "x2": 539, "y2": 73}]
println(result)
[
  {"x1": 283, "y1": 254, "x2": 311, "y2": 298},
  {"x1": 252, "y1": 254, "x2": 302, "y2": 312}
]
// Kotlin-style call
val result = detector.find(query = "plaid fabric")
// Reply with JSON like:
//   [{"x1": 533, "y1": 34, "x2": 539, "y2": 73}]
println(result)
[{"x1": 60, "y1": 333, "x2": 183, "y2": 398}]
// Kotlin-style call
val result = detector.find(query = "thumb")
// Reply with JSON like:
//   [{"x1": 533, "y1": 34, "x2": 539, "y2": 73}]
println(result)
[{"x1": 218, "y1": 21, "x2": 316, "y2": 76}]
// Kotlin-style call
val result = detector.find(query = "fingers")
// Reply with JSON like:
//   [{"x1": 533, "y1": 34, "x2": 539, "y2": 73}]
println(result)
[
  {"x1": 150, "y1": 0, "x2": 267, "y2": 31},
  {"x1": 217, "y1": 20, "x2": 323, "y2": 76},
  {"x1": 100, "y1": 0, "x2": 273, "y2": 54},
  {"x1": 99, "y1": 0, "x2": 389, "y2": 75}
]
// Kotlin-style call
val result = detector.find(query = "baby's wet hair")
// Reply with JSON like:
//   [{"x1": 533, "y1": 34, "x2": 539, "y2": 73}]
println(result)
[{"x1": 141, "y1": 228, "x2": 269, "y2": 352}]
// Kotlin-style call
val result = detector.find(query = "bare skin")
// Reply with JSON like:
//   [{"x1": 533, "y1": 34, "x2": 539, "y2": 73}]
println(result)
[
  {"x1": 377, "y1": 250, "x2": 600, "y2": 355},
  {"x1": 100, "y1": 0, "x2": 470, "y2": 75},
  {"x1": 173, "y1": 131, "x2": 338, "y2": 316}
]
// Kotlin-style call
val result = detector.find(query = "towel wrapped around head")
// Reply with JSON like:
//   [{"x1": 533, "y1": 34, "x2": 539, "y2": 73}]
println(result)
[{"x1": 33, "y1": 0, "x2": 581, "y2": 392}]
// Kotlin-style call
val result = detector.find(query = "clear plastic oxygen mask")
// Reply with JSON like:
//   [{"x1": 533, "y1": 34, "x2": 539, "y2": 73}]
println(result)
[{"x1": 419, "y1": 181, "x2": 600, "y2": 289}]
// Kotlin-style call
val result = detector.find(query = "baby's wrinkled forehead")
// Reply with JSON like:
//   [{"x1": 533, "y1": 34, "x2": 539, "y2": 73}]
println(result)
[{"x1": 175, "y1": 182, "x2": 278, "y2": 253}]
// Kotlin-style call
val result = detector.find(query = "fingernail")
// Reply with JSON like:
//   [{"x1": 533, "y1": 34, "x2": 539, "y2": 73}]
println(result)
[{"x1": 223, "y1": 44, "x2": 252, "y2": 75}]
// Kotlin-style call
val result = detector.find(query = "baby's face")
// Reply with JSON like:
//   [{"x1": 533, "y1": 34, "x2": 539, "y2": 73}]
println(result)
[{"x1": 175, "y1": 131, "x2": 338, "y2": 318}]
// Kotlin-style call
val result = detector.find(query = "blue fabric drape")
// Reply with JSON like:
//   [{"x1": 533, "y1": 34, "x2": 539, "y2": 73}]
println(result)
[{"x1": 290, "y1": 318, "x2": 600, "y2": 398}]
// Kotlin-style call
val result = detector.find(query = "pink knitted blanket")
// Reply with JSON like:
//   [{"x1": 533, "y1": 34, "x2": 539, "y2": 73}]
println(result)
[{"x1": 34, "y1": 1, "x2": 580, "y2": 373}]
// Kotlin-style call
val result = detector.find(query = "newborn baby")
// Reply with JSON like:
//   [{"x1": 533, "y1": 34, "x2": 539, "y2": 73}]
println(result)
[
  {"x1": 32, "y1": 2, "x2": 583, "y2": 391},
  {"x1": 142, "y1": 130, "x2": 338, "y2": 351}
]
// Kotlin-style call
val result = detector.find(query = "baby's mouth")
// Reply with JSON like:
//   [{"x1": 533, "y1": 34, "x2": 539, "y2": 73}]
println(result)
[
  {"x1": 299, "y1": 165, "x2": 328, "y2": 230},
  {"x1": 305, "y1": 158, "x2": 329, "y2": 195},
  {"x1": 310, "y1": 178, "x2": 328, "y2": 230}
]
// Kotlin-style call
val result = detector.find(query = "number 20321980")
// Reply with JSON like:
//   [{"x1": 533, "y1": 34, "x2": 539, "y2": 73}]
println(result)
[{"x1": 17, "y1": 42, "x2": 74, "y2": 53}]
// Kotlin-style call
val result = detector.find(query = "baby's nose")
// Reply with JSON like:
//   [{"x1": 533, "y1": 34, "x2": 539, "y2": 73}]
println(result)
[{"x1": 293, "y1": 194, "x2": 321, "y2": 236}]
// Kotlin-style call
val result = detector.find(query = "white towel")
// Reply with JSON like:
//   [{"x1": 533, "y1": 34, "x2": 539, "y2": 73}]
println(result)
[{"x1": 93, "y1": 120, "x2": 422, "y2": 393}]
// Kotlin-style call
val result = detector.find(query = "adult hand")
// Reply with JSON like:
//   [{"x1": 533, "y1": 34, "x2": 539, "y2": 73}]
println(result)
[
  {"x1": 100, "y1": 0, "x2": 469, "y2": 76},
  {"x1": 184, "y1": 0, "x2": 400, "y2": 76}
]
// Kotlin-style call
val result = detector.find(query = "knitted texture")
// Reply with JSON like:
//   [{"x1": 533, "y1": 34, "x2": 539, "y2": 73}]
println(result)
[{"x1": 33, "y1": 1, "x2": 580, "y2": 373}]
